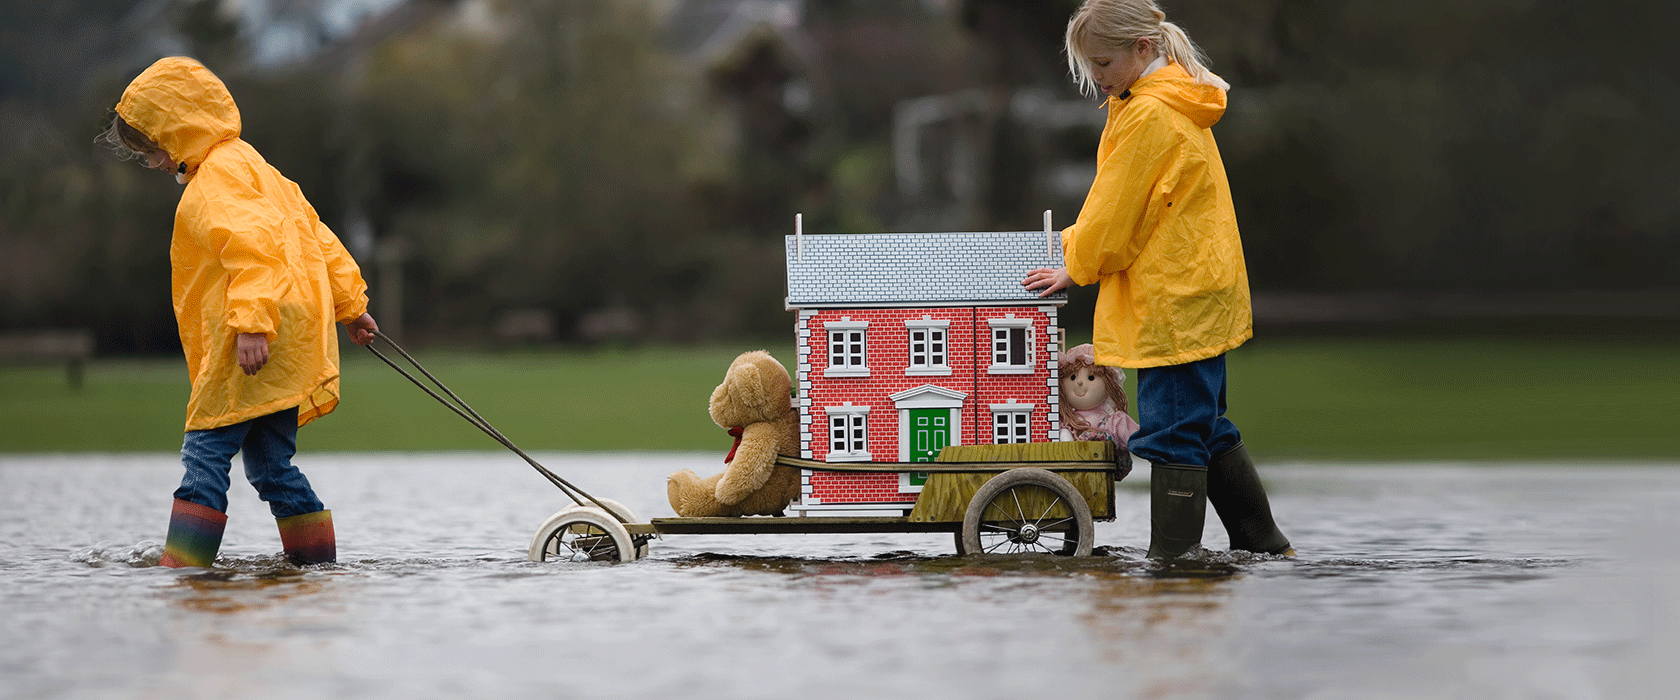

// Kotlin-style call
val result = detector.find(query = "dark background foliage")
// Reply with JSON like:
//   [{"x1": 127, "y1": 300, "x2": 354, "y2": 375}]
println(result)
[{"x1": 3, "y1": 0, "x2": 1675, "y2": 354}]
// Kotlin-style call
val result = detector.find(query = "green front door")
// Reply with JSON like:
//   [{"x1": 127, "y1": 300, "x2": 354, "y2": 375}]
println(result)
[{"x1": 908, "y1": 408, "x2": 949, "y2": 487}]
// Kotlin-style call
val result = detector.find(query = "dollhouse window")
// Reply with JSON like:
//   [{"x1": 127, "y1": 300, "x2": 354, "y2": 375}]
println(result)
[
  {"x1": 991, "y1": 402, "x2": 1034, "y2": 444},
  {"x1": 987, "y1": 317, "x2": 1034, "y2": 374},
  {"x1": 824, "y1": 405, "x2": 871, "y2": 461},
  {"x1": 904, "y1": 318, "x2": 951, "y2": 376},
  {"x1": 824, "y1": 319, "x2": 869, "y2": 378}
]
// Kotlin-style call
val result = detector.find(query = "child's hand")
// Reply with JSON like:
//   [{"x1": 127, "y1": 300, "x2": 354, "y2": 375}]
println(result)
[
  {"x1": 344, "y1": 313, "x2": 379, "y2": 346},
  {"x1": 1023, "y1": 267, "x2": 1073, "y2": 297},
  {"x1": 236, "y1": 333, "x2": 269, "y2": 375}
]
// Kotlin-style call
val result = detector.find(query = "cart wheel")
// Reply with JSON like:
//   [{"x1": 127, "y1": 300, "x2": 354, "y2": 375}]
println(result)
[
  {"x1": 528, "y1": 507, "x2": 639, "y2": 563},
  {"x1": 544, "y1": 498, "x2": 649, "y2": 559},
  {"x1": 960, "y1": 468, "x2": 1094, "y2": 556}
]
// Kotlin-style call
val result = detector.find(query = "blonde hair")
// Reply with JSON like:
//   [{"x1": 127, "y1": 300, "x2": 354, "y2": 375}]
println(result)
[{"x1": 1064, "y1": 0, "x2": 1227, "y2": 99}]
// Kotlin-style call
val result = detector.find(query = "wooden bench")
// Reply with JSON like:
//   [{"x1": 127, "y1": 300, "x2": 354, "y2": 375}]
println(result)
[{"x1": 0, "y1": 329, "x2": 94, "y2": 389}]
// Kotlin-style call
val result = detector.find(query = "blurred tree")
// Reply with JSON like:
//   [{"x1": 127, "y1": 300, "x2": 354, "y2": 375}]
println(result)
[
  {"x1": 342, "y1": 0, "x2": 737, "y2": 341},
  {"x1": 0, "y1": 1, "x2": 185, "y2": 353},
  {"x1": 4, "y1": 0, "x2": 1676, "y2": 353},
  {"x1": 1177, "y1": 0, "x2": 1680, "y2": 294}
]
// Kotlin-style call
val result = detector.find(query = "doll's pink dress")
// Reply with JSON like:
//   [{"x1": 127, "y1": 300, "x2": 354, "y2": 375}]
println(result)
[{"x1": 1066, "y1": 404, "x2": 1139, "y2": 447}]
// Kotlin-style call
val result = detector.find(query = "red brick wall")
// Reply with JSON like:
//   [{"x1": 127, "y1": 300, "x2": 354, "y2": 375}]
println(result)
[{"x1": 794, "y1": 305, "x2": 1059, "y2": 506}]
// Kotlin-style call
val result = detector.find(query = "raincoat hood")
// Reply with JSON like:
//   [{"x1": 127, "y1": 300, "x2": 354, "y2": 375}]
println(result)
[
  {"x1": 1119, "y1": 62, "x2": 1226, "y2": 130},
  {"x1": 115, "y1": 57, "x2": 241, "y2": 175}
]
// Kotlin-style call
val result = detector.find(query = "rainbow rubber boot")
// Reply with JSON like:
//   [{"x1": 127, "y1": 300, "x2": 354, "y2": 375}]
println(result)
[
  {"x1": 158, "y1": 498, "x2": 227, "y2": 568},
  {"x1": 276, "y1": 510, "x2": 336, "y2": 565}
]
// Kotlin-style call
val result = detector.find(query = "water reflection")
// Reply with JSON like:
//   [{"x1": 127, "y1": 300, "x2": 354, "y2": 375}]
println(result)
[
  {"x1": 5, "y1": 455, "x2": 1677, "y2": 700},
  {"x1": 169, "y1": 567, "x2": 333, "y2": 615}
]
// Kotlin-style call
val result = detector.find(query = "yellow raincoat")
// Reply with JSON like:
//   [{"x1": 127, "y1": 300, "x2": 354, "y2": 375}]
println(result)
[
  {"x1": 116, "y1": 57, "x2": 369, "y2": 431},
  {"x1": 1062, "y1": 63, "x2": 1251, "y2": 368}
]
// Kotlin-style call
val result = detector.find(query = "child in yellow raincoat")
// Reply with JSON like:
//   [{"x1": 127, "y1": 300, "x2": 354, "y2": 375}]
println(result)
[
  {"x1": 1024, "y1": 0, "x2": 1292, "y2": 560},
  {"x1": 99, "y1": 57, "x2": 379, "y2": 568}
]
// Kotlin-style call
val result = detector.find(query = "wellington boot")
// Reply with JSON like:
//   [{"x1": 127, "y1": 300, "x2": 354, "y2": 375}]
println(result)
[
  {"x1": 1146, "y1": 463, "x2": 1208, "y2": 560},
  {"x1": 159, "y1": 498, "x2": 227, "y2": 568},
  {"x1": 1207, "y1": 443, "x2": 1293, "y2": 555},
  {"x1": 276, "y1": 510, "x2": 336, "y2": 565}
]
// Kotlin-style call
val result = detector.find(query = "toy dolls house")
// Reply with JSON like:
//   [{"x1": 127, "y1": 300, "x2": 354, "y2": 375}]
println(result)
[{"x1": 784, "y1": 224, "x2": 1068, "y2": 513}]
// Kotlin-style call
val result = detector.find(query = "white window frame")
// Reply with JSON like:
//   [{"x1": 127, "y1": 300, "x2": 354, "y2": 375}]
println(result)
[
  {"x1": 823, "y1": 319, "x2": 870, "y2": 378},
  {"x1": 990, "y1": 401, "x2": 1035, "y2": 444},
  {"x1": 904, "y1": 317, "x2": 952, "y2": 376},
  {"x1": 823, "y1": 404, "x2": 872, "y2": 461},
  {"x1": 987, "y1": 316, "x2": 1034, "y2": 374}
]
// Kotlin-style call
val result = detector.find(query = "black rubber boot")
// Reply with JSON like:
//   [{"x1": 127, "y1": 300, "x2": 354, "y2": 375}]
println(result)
[
  {"x1": 1146, "y1": 463, "x2": 1208, "y2": 560},
  {"x1": 1207, "y1": 443, "x2": 1293, "y2": 555}
]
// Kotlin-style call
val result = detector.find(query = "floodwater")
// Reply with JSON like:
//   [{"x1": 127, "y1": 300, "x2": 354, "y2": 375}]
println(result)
[{"x1": 2, "y1": 453, "x2": 1677, "y2": 700}]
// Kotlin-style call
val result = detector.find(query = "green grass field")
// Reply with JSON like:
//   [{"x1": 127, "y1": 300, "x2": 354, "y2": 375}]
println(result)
[{"x1": 1, "y1": 338, "x2": 1674, "y2": 461}]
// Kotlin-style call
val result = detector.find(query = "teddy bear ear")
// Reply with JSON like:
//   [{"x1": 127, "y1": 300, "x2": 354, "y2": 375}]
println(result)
[
  {"x1": 722, "y1": 352, "x2": 762, "y2": 396},
  {"x1": 731, "y1": 358, "x2": 762, "y2": 392}
]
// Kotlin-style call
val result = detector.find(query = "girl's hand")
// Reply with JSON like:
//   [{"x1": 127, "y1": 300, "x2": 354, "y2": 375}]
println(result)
[
  {"x1": 236, "y1": 333, "x2": 269, "y2": 375},
  {"x1": 1022, "y1": 267, "x2": 1074, "y2": 297}
]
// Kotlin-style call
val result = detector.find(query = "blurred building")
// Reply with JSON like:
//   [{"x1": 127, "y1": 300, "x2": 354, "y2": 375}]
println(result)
[
  {"x1": 657, "y1": 0, "x2": 1097, "y2": 235},
  {"x1": 893, "y1": 0, "x2": 1096, "y2": 233},
  {"x1": 661, "y1": 0, "x2": 824, "y2": 234}
]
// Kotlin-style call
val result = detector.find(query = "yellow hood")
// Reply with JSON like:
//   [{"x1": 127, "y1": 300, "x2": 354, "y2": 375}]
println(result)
[
  {"x1": 1124, "y1": 63, "x2": 1227, "y2": 130},
  {"x1": 115, "y1": 57, "x2": 241, "y2": 175}
]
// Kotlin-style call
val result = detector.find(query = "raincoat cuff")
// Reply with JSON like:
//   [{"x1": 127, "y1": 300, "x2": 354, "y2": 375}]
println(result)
[
  {"x1": 335, "y1": 297, "x2": 369, "y2": 325},
  {"x1": 1059, "y1": 228, "x2": 1091, "y2": 285},
  {"x1": 228, "y1": 316, "x2": 277, "y2": 342}
]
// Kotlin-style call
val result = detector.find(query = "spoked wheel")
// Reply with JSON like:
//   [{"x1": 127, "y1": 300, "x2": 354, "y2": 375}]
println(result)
[
  {"x1": 960, "y1": 468, "x2": 1094, "y2": 556},
  {"x1": 528, "y1": 498, "x2": 646, "y2": 563}
]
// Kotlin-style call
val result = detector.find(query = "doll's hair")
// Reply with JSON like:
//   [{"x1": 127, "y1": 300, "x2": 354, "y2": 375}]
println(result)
[
  {"x1": 1058, "y1": 348, "x2": 1129, "y2": 437},
  {"x1": 94, "y1": 113, "x2": 159, "y2": 162},
  {"x1": 1064, "y1": 0, "x2": 1227, "y2": 99}
]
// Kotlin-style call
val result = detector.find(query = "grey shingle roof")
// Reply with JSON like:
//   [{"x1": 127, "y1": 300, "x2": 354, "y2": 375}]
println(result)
[{"x1": 785, "y1": 231, "x2": 1068, "y2": 307}]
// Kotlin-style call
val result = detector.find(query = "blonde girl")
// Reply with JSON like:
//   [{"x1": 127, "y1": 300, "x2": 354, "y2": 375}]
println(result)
[{"x1": 1025, "y1": 0, "x2": 1291, "y2": 560}]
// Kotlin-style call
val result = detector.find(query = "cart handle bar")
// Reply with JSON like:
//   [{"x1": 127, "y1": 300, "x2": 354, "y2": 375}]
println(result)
[{"x1": 363, "y1": 332, "x2": 628, "y2": 524}]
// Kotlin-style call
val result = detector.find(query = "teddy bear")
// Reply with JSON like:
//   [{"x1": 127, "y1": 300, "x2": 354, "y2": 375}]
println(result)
[
  {"x1": 667, "y1": 350, "x2": 802, "y2": 517},
  {"x1": 1059, "y1": 343, "x2": 1140, "y2": 477}
]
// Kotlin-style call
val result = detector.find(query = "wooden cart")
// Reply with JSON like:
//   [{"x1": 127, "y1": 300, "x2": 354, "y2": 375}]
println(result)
[{"x1": 527, "y1": 441, "x2": 1124, "y2": 562}]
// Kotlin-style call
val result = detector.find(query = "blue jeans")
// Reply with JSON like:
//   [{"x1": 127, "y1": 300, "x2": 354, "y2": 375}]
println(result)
[
  {"x1": 176, "y1": 407, "x2": 325, "y2": 518},
  {"x1": 1128, "y1": 354, "x2": 1243, "y2": 467}
]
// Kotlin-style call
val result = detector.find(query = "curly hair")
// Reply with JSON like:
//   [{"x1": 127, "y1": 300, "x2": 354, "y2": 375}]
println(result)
[{"x1": 94, "y1": 113, "x2": 158, "y2": 162}]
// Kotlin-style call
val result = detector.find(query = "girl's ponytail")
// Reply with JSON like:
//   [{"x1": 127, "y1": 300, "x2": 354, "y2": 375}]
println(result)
[
  {"x1": 1157, "y1": 20, "x2": 1228, "y2": 90},
  {"x1": 1064, "y1": 0, "x2": 1229, "y2": 97}
]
